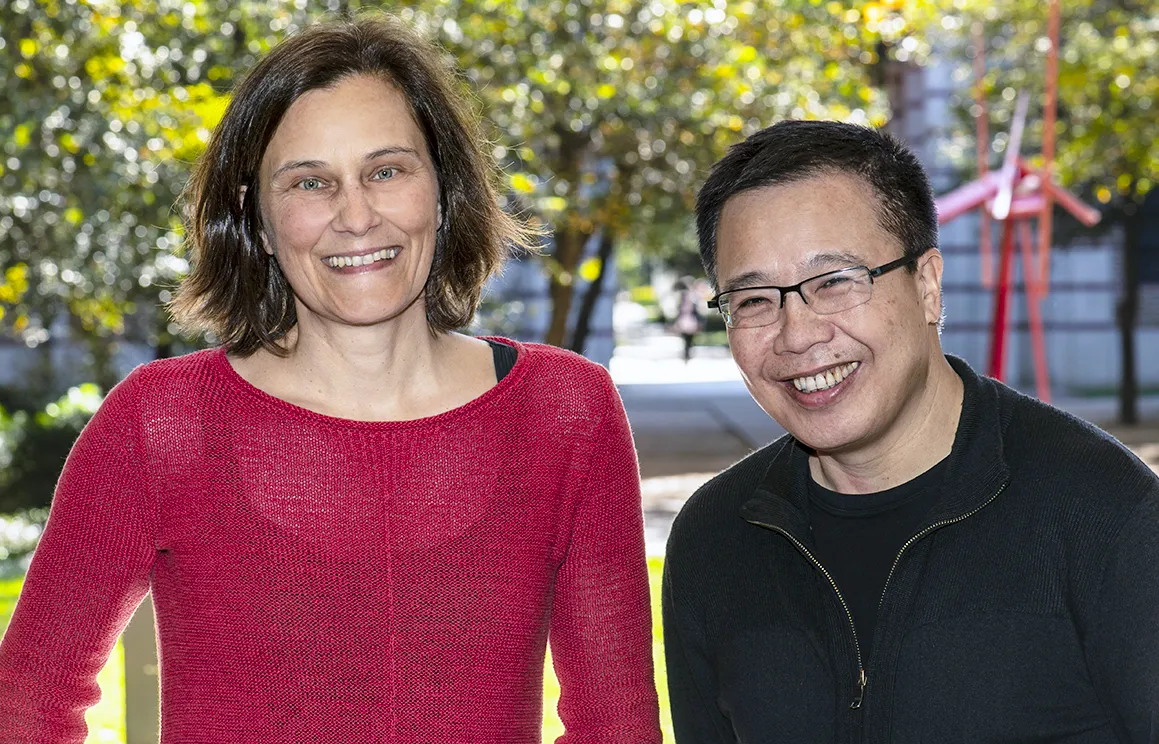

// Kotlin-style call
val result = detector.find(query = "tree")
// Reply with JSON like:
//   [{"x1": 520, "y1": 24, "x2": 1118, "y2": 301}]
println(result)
[
  {"x1": 904, "y1": 0, "x2": 1159, "y2": 422},
  {"x1": 0, "y1": 0, "x2": 312, "y2": 384},
  {"x1": 3, "y1": 0, "x2": 921, "y2": 367},
  {"x1": 416, "y1": 0, "x2": 911, "y2": 347}
]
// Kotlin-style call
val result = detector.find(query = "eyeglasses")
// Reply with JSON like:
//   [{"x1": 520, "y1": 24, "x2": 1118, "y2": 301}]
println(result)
[{"x1": 708, "y1": 254, "x2": 918, "y2": 329}]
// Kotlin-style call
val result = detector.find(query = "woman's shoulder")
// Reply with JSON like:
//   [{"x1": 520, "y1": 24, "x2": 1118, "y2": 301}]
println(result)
[
  {"x1": 109, "y1": 347, "x2": 226, "y2": 408},
  {"x1": 499, "y1": 339, "x2": 614, "y2": 389},
  {"x1": 122, "y1": 347, "x2": 221, "y2": 386}
]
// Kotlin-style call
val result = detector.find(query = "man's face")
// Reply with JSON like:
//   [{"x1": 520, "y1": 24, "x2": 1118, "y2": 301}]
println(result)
[{"x1": 715, "y1": 171, "x2": 945, "y2": 456}]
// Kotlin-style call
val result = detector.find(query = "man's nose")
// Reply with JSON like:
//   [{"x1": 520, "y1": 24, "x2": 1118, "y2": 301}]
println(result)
[{"x1": 772, "y1": 291, "x2": 834, "y2": 354}]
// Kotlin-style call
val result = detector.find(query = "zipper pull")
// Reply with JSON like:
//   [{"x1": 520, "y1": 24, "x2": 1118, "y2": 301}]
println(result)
[{"x1": 849, "y1": 667, "x2": 867, "y2": 710}]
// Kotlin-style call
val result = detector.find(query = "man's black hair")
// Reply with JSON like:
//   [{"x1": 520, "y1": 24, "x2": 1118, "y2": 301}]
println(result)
[{"x1": 695, "y1": 120, "x2": 939, "y2": 287}]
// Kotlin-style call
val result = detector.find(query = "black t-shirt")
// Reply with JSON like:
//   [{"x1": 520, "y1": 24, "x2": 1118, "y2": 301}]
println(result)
[
  {"x1": 806, "y1": 457, "x2": 947, "y2": 664},
  {"x1": 486, "y1": 339, "x2": 517, "y2": 381}
]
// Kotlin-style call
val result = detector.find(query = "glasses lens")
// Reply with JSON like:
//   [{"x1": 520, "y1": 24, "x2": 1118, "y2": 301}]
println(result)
[
  {"x1": 722, "y1": 287, "x2": 781, "y2": 328},
  {"x1": 803, "y1": 267, "x2": 873, "y2": 315}
]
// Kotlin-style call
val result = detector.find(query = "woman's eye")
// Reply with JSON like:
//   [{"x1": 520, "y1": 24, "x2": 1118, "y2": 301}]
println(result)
[
  {"x1": 297, "y1": 177, "x2": 324, "y2": 191},
  {"x1": 373, "y1": 167, "x2": 397, "y2": 180}
]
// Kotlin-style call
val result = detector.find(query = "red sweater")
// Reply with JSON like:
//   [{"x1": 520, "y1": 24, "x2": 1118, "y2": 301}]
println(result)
[{"x1": 0, "y1": 340, "x2": 660, "y2": 743}]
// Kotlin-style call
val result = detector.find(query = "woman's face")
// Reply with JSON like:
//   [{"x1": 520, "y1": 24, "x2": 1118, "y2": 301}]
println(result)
[{"x1": 256, "y1": 74, "x2": 441, "y2": 332}]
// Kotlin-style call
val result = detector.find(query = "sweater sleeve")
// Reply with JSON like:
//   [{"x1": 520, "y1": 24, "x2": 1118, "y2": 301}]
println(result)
[
  {"x1": 548, "y1": 372, "x2": 661, "y2": 744},
  {"x1": 1083, "y1": 490, "x2": 1159, "y2": 743},
  {"x1": 0, "y1": 371, "x2": 156, "y2": 743},
  {"x1": 662, "y1": 536, "x2": 736, "y2": 743}
]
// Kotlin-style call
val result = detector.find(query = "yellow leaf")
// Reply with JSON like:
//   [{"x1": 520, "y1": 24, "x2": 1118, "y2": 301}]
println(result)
[
  {"x1": 597, "y1": 83, "x2": 617, "y2": 99},
  {"x1": 19, "y1": 38, "x2": 38, "y2": 59},
  {"x1": 14, "y1": 125, "x2": 31, "y2": 147},
  {"x1": 510, "y1": 173, "x2": 537, "y2": 193},
  {"x1": 579, "y1": 257, "x2": 602, "y2": 283},
  {"x1": 862, "y1": 2, "x2": 885, "y2": 24},
  {"x1": 1096, "y1": 186, "x2": 1112, "y2": 203}
]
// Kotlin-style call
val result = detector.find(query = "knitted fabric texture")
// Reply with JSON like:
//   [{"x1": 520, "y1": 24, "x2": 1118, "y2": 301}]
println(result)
[{"x1": 0, "y1": 340, "x2": 661, "y2": 743}]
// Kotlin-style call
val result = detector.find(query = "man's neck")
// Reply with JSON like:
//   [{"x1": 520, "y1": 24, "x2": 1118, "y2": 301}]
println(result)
[{"x1": 809, "y1": 356, "x2": 964, "y2": 495}]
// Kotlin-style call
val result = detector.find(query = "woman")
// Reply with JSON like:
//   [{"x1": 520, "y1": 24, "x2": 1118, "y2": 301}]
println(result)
[
  {"x1": 671, "y1": 277, "x2": 704, "y2": 363},
  {"x1": 0, "y1": 16, "x2": 660, "y2": 743}
]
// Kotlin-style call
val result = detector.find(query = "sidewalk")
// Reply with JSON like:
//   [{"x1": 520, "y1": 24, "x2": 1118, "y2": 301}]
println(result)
[{"x1": 611, "y1": 341, "x2": 1159, "y2": 555}]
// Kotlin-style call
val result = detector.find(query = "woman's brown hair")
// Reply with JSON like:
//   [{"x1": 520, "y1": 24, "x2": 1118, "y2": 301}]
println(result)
[{"x1": 169, "y1": 15, "x2": 538, "y2": 355}]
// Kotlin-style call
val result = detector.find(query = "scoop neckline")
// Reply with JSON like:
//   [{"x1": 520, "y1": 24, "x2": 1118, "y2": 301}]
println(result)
[{"x1": 209, "y1": 336, "x2": 525, "y2": 430}]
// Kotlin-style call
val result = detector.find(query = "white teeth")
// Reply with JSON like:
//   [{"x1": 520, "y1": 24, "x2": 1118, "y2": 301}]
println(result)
[
  {"x1": 324, "y1": 248, "x2": 400, "y2": 269},
  {"x1": 791, "y1": 362, "x2": 859, "y2": 393}
]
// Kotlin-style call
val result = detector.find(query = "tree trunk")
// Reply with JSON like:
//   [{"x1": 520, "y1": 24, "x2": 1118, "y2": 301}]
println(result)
[
  {"x1": 543, "y1": 226, "x2": 590, "y2": 347},
  {"x1": 154, "y1": 315, "x2": 173, "y2": 360},
  {"x1": 569, "y1": 231, "x2": 615, "y2": 355},
  {"x1": 1117, "y1": 206, "x2": 1141, "y2": 424},
  {"x1": 88, "y1": 334, "x2": 119, "y2": 393}
]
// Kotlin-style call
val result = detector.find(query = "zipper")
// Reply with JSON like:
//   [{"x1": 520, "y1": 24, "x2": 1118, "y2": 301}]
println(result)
[
  {"x1": 744, "y1": 518, "x2": 866, "y2": 710},
  {"x1": 746, "y1": 481, "x2": 1009, "y2": 713},
  {"x1": 875, "y1": 482, "x2": 1010, "y2": 621}
]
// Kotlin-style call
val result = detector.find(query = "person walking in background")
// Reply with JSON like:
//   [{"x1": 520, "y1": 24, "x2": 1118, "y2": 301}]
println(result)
[
  {"x1": 0, "y1": 16, "x2": 660, "y2": 743},
  {"x1": 672, "y1": 276, "x2": 704, "y2": 363},
  {"x1": 663, "y1": 120, "x2": 1159, "y2": 742}
]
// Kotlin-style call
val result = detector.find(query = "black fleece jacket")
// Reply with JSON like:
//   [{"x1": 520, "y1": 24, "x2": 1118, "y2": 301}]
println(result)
[{"x1": 663, "y1": 356, "x2": 1159, "y2": 743}]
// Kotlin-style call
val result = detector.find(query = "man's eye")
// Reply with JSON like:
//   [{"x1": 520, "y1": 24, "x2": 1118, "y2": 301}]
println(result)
[
  {"x1": 818, "y1": 276, "x2": 851, "y2": 290},
  {"x1": 737, "y1": 294, "x2": 772, "y2": 309},
  {"x1": 297, "y1": 177, "x2": 324, "y2": 191},
  {"x1": 373, "y1": 167, "x2": 397, "y2": 180}
]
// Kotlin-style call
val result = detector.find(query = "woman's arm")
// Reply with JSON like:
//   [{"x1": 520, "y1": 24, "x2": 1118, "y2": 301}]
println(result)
[
  {"x1": 548, "y1": 370, "x2": 661, "y2": 744},
  {"x1": 0, "y1": 371, "x2": 157, "y2": 743}
]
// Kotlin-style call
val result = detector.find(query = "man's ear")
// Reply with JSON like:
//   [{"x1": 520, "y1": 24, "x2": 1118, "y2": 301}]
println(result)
[
  {"x1": 240, "y1": 185, "x2": 274, "y2": 256},
  {"x1": 916, "y1": 249, "x2": 944, "y2": 326}
]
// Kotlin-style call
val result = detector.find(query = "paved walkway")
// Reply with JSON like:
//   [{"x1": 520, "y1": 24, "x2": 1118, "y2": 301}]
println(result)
[{"x1": 612, "y1": 339, "x2": 1159, "y2": 555}]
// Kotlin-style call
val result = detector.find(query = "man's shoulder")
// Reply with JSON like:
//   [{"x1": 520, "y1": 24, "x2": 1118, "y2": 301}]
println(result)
[
  {"x1": 998, "y1": 383, "x2": 1159, "y2": 514},
  {"x1": 668, "y1": 434, "x2": 794, "y2": 550}
]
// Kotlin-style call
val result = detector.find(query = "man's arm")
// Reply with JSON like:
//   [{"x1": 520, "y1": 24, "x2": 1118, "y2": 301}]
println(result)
[
  {"x1": 662, "y1": 559, "x2": 736, "y2": 743},
  {"x1": 1084, "y1": 492, "x2": 1159, "y2": 743}
]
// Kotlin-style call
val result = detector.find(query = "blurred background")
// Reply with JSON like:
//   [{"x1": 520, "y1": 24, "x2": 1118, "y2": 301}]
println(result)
[{"x1": 1, "y1": 0, "x2": 1156, "y2": 741}]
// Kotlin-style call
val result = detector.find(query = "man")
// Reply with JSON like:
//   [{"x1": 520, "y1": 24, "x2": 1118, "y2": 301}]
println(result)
[{"x1": 662, "y1": 120, "x2": 1159, "y2": 743}]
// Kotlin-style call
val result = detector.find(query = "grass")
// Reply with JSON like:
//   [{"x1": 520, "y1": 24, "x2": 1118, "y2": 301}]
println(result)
[{"x1": 1, "y1": 559, "x2": 672, "y2": 743}]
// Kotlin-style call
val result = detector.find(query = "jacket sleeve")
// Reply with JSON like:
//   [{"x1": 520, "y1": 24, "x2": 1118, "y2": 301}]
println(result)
[
  {"x1": 548, "y1": 372, "x2": 661, "y2": 744},
  {"x1": 662, "y1": 548, "x2": 736, "y2": 743},
  {"x1": 0, "y1": 371, "x2": 156, "y2": 743},
  {"x1": 1083, "y1": 489, "x2": 1159, "y2": 743}
]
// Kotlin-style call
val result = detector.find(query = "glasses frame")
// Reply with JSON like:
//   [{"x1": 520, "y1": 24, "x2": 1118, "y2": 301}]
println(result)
[{"x1": 708, "y1": 254, "x2": 918, "y2": 329}]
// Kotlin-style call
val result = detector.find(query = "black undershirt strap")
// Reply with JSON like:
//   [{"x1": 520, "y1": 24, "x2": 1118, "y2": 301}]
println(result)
[
  {"x1": 806, "y1": 456, "x2": 948, "y2": 665},
  {"x1": 485, "y1": 339, "x2": 518, "y2": 382}
]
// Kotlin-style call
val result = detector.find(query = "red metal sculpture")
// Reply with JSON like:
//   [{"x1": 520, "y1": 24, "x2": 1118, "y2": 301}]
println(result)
[{"x1": 935, "y1": 0, "x2": 1100, "y2": 402}]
